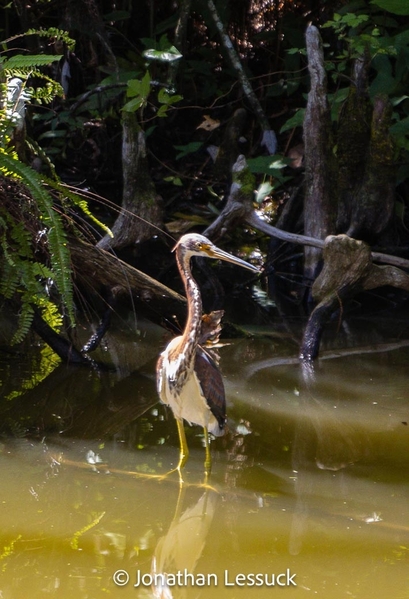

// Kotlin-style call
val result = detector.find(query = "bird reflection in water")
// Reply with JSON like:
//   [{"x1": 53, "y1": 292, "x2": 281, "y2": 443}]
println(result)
[
  {"x1": 157, "y1": 234, "x2": 259, "y2": 481},
  {"x1": 151, "y1": 487, "x2": 218, "y2": 599}
]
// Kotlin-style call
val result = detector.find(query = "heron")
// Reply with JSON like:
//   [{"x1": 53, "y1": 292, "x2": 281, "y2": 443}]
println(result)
[{"x1": 156, "y1": 233, "x2": 259, "y2": 478}]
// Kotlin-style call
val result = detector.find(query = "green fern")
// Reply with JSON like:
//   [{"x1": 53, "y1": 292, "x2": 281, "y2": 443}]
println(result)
[
  {"x1": 12, "y1": 300, "x2": 34, "y2": 345},
  {"x1": 5, "y1": 27, "x2": 75, "y2": 51},
  {"x1": 0, "y1": 152, "x2": 75, "y2": 326},
  {"x1": 1, "y1": 54, "x2": 63, "y2": 70},
  {"x1": 0, "y1": 259, "x2": 19, "y2": 298},
  {"x1": 0, "y1": 28, "x2": 86, "y2": 345},
  {"x1": 26, "y1": 27, "x2": 75, "y2": 51}
]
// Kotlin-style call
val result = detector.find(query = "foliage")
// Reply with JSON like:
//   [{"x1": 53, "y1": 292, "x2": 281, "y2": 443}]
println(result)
[
  {"x1": 0, "y1": 152, "x2": 74, "y2": 340},
  {"x1": 1, "y1": 0, "x2": 409, "y2": 340},
  {"x1": 0, "y1": 29, "x2": 111, "y2": 344},
  {"x1": 123, "y1": 36, "x2": 183, "y2": 118},
  {"x1": 279, "y1": 2, "x2": 409, "y2": 192},
  {"x1": 371, "y1": 0, "x2": 409, "y2": 16}
]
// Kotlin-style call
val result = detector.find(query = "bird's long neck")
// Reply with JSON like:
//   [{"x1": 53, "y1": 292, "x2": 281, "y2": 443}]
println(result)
[{"x1": 176, "y1": 247, "x2": 202, "y2": 370}]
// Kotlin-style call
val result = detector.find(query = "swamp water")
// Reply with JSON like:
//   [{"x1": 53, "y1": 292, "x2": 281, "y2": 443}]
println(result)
[{"x1": 0, "y1": 313, "x2": 408, "y2": 598}]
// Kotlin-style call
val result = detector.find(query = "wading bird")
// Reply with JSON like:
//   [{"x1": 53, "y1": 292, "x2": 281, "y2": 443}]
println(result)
[{"x1": 157, "y1": 233, "x2": 259, "y2": 478}]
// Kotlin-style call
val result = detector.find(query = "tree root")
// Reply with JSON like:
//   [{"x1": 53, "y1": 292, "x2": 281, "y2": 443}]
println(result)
[{"x1": 300, "y1": 235, "x2": 409, "y2": 361}]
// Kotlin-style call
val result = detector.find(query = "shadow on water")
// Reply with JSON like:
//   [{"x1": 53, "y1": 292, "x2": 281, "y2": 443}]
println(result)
[{"x1": 0, "y1": 314, "x2": 409, "y2": 598}]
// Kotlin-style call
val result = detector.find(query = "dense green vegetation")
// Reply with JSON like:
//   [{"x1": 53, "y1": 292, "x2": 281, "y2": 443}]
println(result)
[{"x1": 1, "y1": 0, "x2": 409, "y2": 354}]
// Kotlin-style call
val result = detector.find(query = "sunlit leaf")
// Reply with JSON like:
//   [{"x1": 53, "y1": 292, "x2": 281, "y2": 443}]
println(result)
[
  {"x1": 247, "y1": 155, "x2": 291, "y2": 175},
  {"x1": 143, "y1": 47, "x2": 182, "y2": 62},
  {"x1": 157, "y1": 88, "x2": 183, "y2": 106},
  {"x1": 255, "y1": 182, "x2": 273, "y2": 203}
]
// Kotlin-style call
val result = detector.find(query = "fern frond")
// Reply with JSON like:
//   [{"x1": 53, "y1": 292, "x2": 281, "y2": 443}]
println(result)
[
  {"x1": 0, "y1": 154, "x2": 75, "y2": 325},
  {"x1": 37, "y1": 296, "x2": 63, "y2": 332},
  {"x1": 1, "y1": 54, "x2": 63, "y2": 70},
  {"x1": 26, "y1": 27, "x2": 75, "y2": 51},
  {"x1": 9, "y1": 220, "x2": 33, "y2": 258},
  {"x1": 4, "y1": 27, "x2": 74, "y2": 51},
  {"x1": 0, "y1": 260, "x2": 19, "y2": 298},
  {"x1": 46, "y1": 223, "x2": 75, "y2": 321},
  {"x1": 11, "y1": 301, "x2": 34, "y2": 345}
]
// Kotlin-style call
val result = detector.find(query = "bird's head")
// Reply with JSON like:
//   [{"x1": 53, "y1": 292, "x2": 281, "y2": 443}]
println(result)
[{"x1": 173, "y1": 233, "x2": 260, "y2": 272}]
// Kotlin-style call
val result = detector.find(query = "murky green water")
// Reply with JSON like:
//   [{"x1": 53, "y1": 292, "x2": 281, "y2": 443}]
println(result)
[{"x1": 1, "y1": 314, "x2": 409, "y2": 598}]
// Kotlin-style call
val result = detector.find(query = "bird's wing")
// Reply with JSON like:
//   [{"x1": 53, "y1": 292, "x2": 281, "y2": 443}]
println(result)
[
  {"x1": 194, "y1": 347, "x2": 226, "y2": 431},
  {"x1": 199, "y1": 310, "x2": 224, "y2": 347}
]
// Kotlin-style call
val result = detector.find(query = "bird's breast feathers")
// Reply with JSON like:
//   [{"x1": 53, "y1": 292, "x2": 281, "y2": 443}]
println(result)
[{"x1": 157, "y1": 340, "x2": 221, "y2": 434}]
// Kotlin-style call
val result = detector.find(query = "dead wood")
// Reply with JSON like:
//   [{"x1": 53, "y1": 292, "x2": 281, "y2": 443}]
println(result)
[
  {"x1": 31, "y1": 236, "x2": 186, "y2": 364},
  {"x1": 300, "y1": 235, "x2": 409, "y2": 361},
  {"x1": 303, "y1": 25, "x2": 336, "y2": 281},
  {"x1": 70, "y1": 235, "x2": 184, "y2": 307},
  {"x1": 203, "y1": 155, "x2": 255, "y2": 241}
]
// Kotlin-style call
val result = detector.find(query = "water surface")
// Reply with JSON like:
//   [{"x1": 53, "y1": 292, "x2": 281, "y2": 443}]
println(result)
[{"x1": 0, "y1": 314, "x2": 408, "y2": 598}]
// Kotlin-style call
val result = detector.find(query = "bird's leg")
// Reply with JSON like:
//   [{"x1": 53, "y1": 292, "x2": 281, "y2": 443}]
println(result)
[
  {"x1": 203, "y1": 427, "x2": 212, "y2": 477},
  {"x1": 176, "y1": 418, "x2": 189, "y2": 479}
]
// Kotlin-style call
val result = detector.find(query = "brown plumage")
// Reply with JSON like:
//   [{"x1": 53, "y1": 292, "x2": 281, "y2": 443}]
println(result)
[{"x1": 156, "y1": 233, "x2": 259, "y2": 477}]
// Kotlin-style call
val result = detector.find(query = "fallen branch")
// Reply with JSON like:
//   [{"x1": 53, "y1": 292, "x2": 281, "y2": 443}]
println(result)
[
  {"x1": 69, "y1": 236, "x2": 185, "y2": 307},
  {"x1": 246, "y1": 211, "x2": 409, "y2": 270},
  {"x1": 204, "y1": 155, "x2": 255, "y2": 240}
]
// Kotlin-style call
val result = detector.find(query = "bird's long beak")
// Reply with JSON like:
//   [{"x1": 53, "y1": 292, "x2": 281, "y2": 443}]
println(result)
[{"x1": 208, "y1": 246, "x2": 260, "y2": 273}]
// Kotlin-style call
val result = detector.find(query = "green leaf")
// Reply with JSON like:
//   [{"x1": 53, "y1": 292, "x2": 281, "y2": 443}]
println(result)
[
  {"x1": 157, "y1": 88, "x2": 183, "y2": 105},
  {"x1": 163, "y1": 175, "x2": 183, "y2": 186},
  {"x1": 140, "y1": 70, "x2": 151, "y2": 98},
  {"x1": 280, "y1": 108, "x2": 305, "y2": 133},
  {"x1": 174, "y1": 142, "x2": 203, "y2": 160},
  {"x1": 122, "y1": 97, "x2": 145, "y2": 112},
  {"x1": 255, "y1": 182, "x2": 273, "y2": 203},
  {"x1": 247, "y1": 156, "x2": 292, "y2": 175},
  {"x1": 2, "y1": 54, "x2": 63, "y2": 69},
  {"x1": 143, "y1": 47, "x2": 182, "y2": 62},
  {"x1": 157, "y1": 105, "x2": 168, "y2": 117},
  {"x1": 103, "y1": 10, "x2": 130, "y2": 21},
  {"x1": 371, "y1": 0, "x2": 409, "y2": 15},
  {"x1": 247, "y1": 156, "x2": 292, "y2": 188},
  {"x1": 127, "y1": 78, "x2": 143, "y2": 97}
]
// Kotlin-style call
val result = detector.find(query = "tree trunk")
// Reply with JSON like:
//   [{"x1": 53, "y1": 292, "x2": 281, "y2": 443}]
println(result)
[
  {"x1": 346, "y1": 95, "x2": 395, "y2": 241},
  {"x1": 303, "y1": 25, "x2": 336, "y2": 282},
  {"x1": 336, "y1": 54, "x2": 371, "y2": 233},
  {"x1": 97, "y1": 112, "x2": 163, "y2": 251}
]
